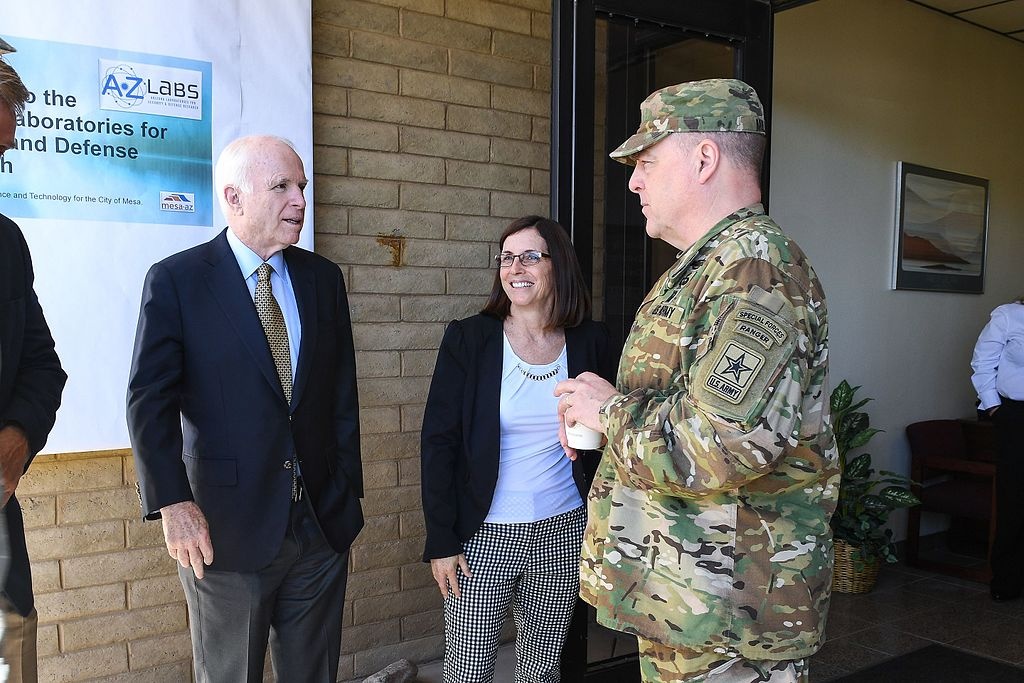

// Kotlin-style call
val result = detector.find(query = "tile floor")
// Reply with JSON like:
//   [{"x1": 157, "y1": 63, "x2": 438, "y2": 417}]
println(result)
[
  {"x1": 414, "y1": 542, "x2": 1024, "y2": 682},
  {"x1": 812, "y1": 562, "x2": 1024, "y2": 680}
]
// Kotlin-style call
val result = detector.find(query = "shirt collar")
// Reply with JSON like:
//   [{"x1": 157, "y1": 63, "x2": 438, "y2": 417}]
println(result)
[
  {"x1": 225, "y1": 228, "x2": 288, "y2": 280},
  {"x1": 665, "y1": 203, "x2": 765, "y2": 283}
]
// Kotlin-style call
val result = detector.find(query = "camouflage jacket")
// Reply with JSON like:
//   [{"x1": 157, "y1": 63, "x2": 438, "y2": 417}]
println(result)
[{"x1": 580, "y1": 205, "x2": 838, "y2": 668}]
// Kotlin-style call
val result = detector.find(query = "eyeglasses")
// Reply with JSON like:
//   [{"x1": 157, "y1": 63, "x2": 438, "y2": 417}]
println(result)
[{"x1": 494, "y1": 250, "x2": 551, "y2": 268}]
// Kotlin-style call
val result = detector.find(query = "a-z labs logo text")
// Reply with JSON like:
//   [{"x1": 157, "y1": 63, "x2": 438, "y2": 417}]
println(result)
[{"x1": 99, "y1": 59, "x2": 203, "y2": 121}]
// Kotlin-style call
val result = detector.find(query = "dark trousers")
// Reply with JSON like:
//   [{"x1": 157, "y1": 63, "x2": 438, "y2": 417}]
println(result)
[
  {"x1": 992, "y1": 397, "x2": 1024, "y2": 592},
  {"x1": 179, "y1": 499, "x2": 349, "y2": 683}
]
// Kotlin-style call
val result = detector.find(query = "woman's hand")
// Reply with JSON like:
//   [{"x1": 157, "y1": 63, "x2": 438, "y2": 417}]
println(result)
[{"x1": 430, "y1": 553, "x2": 472, "y2": 598}]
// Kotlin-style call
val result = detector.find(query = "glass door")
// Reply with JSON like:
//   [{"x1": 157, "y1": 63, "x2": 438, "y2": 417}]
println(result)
[
  {"x1": 596, "y1": 19, "x2": 741, "y2": 350},
  {"x1": 552, "y1": 2, "x2": 772, "y2": 679}
]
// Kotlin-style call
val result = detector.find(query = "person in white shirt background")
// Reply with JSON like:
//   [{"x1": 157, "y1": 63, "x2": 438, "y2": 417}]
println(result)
[{"x1": 971, "y1": 297, "x2": 1024, "y2": 602}]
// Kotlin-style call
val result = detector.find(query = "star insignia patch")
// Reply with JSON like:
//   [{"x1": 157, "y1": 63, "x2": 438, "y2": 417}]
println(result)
[{"x1": 705, "y1": 341, "x2": 765, "y2": 404}]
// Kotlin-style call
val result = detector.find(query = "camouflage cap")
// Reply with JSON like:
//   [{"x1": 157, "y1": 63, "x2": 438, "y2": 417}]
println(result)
[{"x1": 610, "y1": 78, "x2": 765, "y2": 165}]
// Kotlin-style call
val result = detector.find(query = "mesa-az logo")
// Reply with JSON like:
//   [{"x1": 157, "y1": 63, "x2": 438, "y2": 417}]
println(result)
[{"x1": 160, "y1": 192, "x2": 195, "y2": 213}]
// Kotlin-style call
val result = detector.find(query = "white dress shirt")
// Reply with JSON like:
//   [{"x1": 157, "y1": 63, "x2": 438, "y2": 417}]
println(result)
[
  {"x1": 226, "y1": 228, "x2": 301, "y2": 380},
  {"x1": 971, "y1": 302, "x2": 1024, "y2": 410}
]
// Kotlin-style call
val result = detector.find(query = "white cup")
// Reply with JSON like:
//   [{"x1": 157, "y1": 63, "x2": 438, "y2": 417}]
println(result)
[{"x1": 565, "y1": 419, "x2": 603, "y2": 450}]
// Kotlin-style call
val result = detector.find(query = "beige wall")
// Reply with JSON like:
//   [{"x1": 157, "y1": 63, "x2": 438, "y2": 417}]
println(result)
[
  {"x1": 21, "y1": 449, "x2": 191, "y2": 681},
  {"x1": 771, "y1": 0, "x2": 1024, "y2": 530}
]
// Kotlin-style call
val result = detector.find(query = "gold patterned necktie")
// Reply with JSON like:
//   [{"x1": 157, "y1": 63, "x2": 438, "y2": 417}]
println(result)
[{"x1": 254, "y1": 262, "x2": 292, "y2": 403}]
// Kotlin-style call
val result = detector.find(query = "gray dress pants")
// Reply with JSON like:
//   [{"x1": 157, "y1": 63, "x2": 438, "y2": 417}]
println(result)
[{"x1": 178, "y1": 498, "x2": 349, "y2": 683}]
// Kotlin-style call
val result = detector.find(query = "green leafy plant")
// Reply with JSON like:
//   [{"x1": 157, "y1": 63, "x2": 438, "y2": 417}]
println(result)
[{"x1": 830, "y1": 380, "x2": 920, "y2": 567}]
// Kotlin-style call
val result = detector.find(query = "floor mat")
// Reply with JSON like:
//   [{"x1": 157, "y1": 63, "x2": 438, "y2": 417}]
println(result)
[{"x1": 829, "y1": 643, "x2": 1024, "y2": 682}]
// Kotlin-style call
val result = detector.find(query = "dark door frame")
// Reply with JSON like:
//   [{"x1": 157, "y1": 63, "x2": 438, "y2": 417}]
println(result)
[{"x1": 551, "y1": 0, "x2": 774, "y2": 288}]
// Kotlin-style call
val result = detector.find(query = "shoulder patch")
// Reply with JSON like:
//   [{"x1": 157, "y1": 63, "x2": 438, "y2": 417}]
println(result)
[
  {"x1": 734, "y1": 320, "x2": 775, "y2": 349},
  {"x1": 704, "y1": 341, "x2": 764, "y2": 404},
  {"x1": 691, "y1": 298, "x2": 798, "y2": 426},
  {"x1": 734, "y1": 309, "x2": 788, "y2": 345}
]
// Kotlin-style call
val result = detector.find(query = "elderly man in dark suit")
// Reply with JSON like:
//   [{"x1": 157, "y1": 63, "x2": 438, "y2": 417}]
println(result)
[
  {"x1": 127, "y1": 135, "x2": 363, "y2": 683},
  {"x1": 0, "y1": 57, "x2": 67, "y2": 683}
]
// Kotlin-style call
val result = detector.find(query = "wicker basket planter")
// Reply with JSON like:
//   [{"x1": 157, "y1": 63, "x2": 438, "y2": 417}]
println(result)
[{"x1": 832, "y1": 539, "x2": 880, "y2": 594}]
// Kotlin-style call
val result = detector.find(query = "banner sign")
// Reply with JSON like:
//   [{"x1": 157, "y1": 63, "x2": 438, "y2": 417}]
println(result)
[
  {"x1": 0, "y1": 1, "x2": 313, "y2": 453},
  {"x1": 1, "y1": 38, "x2": 213, "y2": 225}
]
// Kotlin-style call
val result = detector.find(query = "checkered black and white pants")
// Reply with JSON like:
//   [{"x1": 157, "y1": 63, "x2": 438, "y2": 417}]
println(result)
[{"x1": 442, "y1": 505, "x2": 586, "y2": 683}]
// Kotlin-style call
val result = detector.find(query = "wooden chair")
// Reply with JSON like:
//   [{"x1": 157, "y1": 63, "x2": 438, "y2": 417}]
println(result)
[{"x1": 904, "y1": 419, "x2": 997, "y2": 582}]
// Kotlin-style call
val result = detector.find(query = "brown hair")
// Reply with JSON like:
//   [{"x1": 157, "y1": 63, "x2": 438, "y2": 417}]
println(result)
[
  {"x1": 481, "y1": 215, "x2": 591, "y2": 329},
  {"x1": 0, "y1": 59, "x2": 30, "y2": 117}
]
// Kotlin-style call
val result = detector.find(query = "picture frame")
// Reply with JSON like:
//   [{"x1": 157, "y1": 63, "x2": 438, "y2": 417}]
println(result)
[{"x1": 892, "y1": 162, "x2": 989, "y2": 294}]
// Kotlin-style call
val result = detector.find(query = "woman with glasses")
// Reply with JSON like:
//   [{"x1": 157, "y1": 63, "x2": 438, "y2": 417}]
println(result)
[{"x1": 421, "y1": 215, "x2": 615, "y2": 682}]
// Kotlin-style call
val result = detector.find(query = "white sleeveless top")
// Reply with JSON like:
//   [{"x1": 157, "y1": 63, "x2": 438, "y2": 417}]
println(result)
[{"x1": 485, "y1": 333, "x2": 583, "y2": 523}]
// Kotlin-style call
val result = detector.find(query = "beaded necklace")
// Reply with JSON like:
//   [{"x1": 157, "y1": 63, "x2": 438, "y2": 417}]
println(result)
[{"x1": 516, "y1": 364, "x2": 561, "y2": 382}]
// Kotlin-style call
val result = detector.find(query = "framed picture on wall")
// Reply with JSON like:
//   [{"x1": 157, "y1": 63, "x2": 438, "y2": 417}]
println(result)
[{"x1": 892, "y1": 162, "x2": 989, "y2": 294}]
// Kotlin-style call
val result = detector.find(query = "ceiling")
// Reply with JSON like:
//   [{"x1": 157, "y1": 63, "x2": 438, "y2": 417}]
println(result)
[{"x1": 773, "y1": 0, "x2": 1024, "y2": 45}]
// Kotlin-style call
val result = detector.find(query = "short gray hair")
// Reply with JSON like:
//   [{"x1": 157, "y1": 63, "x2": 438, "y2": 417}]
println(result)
[
  {"x1": 214, "y1": 135, "x2": 297, "y2": 215},
  {"x1": 675, "y1": 131, "x2": 766, "y2": 177}
]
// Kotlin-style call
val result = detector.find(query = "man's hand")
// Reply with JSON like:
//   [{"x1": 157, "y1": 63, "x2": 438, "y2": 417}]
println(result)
[
  {"x1": 430, "y1": 553, "x2": 472, "y2": 599},
  {"x1": 554, "y1": 372, "x2": 620, "y2": 460},
  {"x1": 161, "y1": 501, "x2": 214, "y2": 579},
  {"x1": 0, "y1": 424, "x2": 30, "y2": 507}
]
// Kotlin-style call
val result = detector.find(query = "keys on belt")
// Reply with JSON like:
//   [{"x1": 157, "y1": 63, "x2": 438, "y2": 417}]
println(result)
[{"x1": 284, "y1": 459, "x2": 303, "y2": 502}]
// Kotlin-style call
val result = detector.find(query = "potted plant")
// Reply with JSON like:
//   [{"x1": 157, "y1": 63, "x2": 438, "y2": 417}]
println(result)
[{"x1": 830, "y1": 380, "x2": 920, "y2": 593}]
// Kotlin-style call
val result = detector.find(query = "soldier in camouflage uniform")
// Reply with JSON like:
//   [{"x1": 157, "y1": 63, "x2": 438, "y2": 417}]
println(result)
[{"x1": 555, "y1": 79, "x2": 838, "y2": 682}]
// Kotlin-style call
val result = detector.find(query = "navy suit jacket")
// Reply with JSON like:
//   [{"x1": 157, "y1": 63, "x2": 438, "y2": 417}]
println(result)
[
  {"x1": 127, "y1": 230, "x2": 363, "y2": 571},
  {"x1": 420, "y1": 313, "x2": 616, "y2": 561},
  {"x1": 0, "y1": 214, "x2": 66, "y2": 615}
]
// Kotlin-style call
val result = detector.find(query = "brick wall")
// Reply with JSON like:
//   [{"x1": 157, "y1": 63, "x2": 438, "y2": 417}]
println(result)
[
  {"x1": 312, "y1": 0, "x2": 552, "y2": 677},
  {"x1": 21, "y1": 1, "x2": 554, "y2": 680},
  {"x1": 21, "y1": 449, "x2": 192, "y2": 681}
]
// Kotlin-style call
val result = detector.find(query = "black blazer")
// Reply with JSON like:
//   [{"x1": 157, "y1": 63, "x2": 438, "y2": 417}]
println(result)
[
  {"x1": 0, "y1": 214, "x2": 67, "y2": 616},
  {"x1": 127, "y1": 230, "x2": 363, "y2": 571},
  {"x1": 420, "y1": 313, "x2": 616, "y2": 561}
]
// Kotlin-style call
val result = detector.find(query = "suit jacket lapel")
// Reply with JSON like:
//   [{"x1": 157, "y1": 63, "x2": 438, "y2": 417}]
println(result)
[
  {"x1": 481, "y1": 316, "x2": 503, "y2": 451},
  {"x1": 287, "y1": 248, "x2": 316, "y2": 412},
  {"x1": 566, "y1": 324, "x2": 584, "y2": 378},
  {"x1": 203, "y1": 231, "x2": 286, "y2": 402}
]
